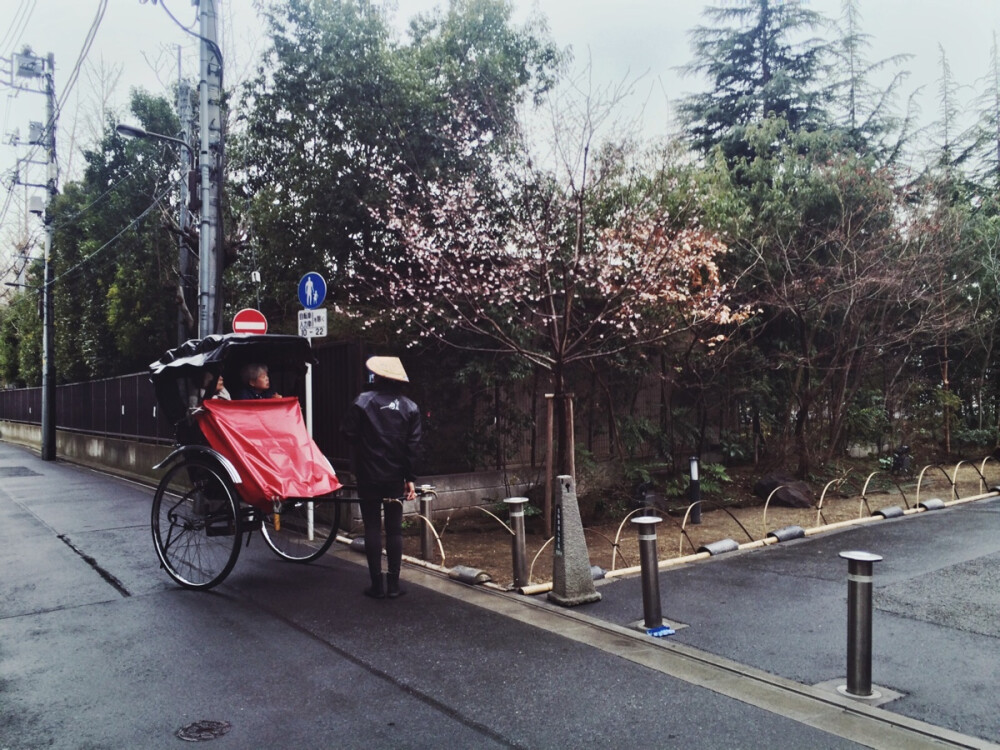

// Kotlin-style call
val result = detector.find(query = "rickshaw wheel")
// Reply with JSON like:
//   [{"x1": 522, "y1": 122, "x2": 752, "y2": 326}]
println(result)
[
  {"x1": 152, "y1": 457, "x2": 242, "y2": 589},
  {"x1": 261, "y1": 499, "x2": 341, "y2": 562}
]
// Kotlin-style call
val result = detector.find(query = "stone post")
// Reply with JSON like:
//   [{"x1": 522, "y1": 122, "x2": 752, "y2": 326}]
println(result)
[{"x1": 548, "y1": 475, "x2": 601, "y2": 606}]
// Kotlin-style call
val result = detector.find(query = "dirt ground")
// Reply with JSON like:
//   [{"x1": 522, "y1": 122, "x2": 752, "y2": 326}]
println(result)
[{"x1": 344, "y1": 461, "x2": 1000, "y2": 589}]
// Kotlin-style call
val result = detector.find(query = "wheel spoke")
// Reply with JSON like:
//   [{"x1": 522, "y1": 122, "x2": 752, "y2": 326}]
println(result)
[
  {"x1": 260, "y1": 499, "x2": 340, "y2": 562},
  {"x1": 152, "y1": 460, "x2": 242, "y2": 589}
]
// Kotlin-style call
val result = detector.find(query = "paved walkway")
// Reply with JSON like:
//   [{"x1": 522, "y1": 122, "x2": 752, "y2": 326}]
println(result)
[
  {"x1": 2, "y1": 438, "x2": 999, "y2": 749},
  {"x1": 575, "y1": 489, "x2": 1000, "y2": 746}
]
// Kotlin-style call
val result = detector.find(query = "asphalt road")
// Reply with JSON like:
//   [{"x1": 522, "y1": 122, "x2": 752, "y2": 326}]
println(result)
[{"x1": 2, "y1": 439, "x2": 998, "y2": 750}]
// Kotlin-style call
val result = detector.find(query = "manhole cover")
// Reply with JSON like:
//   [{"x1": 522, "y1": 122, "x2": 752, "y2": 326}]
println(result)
[
  {"x1": 0, "y1": 466, "x2": 41, "y2": 477},
  {"x1": 175, "y1": 720, "x2": 232, "y2": 742}
]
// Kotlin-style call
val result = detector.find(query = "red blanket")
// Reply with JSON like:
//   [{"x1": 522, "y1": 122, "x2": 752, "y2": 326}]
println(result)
[{"x1": 198, "y1": 397, "x2": 341, "y2": 509}]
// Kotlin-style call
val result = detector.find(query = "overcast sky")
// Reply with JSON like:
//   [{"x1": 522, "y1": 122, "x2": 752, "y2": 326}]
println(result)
[{"x1": 1, "y1": 0, "x2": 999, "y2": 246}]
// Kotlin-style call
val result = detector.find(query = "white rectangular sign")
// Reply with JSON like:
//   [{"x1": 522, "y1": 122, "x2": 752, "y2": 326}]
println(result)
[{"x1": 298, "y1": 308, "x2": 327, "y2": 338}]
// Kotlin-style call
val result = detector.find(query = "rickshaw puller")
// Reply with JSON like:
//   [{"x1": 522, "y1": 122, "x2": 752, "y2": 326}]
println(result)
[{"x1": 341, "y1": 356, "x2": 422, "y2": 599}]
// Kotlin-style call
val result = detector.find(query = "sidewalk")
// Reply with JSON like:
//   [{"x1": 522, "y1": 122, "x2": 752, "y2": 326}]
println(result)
[
  {"x1": 2, "y1": 437, "x2": 999, "y2": 749},
  {"x1": 534, "y1": 491, "x2": 1000, "y2": 747}
]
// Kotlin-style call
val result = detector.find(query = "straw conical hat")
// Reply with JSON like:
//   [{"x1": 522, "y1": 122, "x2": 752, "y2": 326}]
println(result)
[{"x1": 366, "y1": 356, "x2": 409, "y2": 383}]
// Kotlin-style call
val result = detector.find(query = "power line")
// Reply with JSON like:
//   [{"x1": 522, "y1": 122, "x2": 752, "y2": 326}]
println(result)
[
  {"x1": 0, "y1": 73, "x2": 48, "y2": 238},
  {"x1": 54, "y1": 0, "x2": 108, "y2": 118},
  {"x1": 51, "y1": 182, "x2": 176, "y2": 286},
  {"x1": 0, "y1": 144, "x2": 141, "y2": 256},
  {"x1": 19, "y1": 0, "x2": 109, "y2": 192},
  {"x1": 156, "y1": 0, "x2": 199, "y2": 33},
  {"x1": 158, "y1": 0, "x2": 221, "y2": 62},
  {"x1": 0, "y1": 1, "x2": 38, "y2": 196},
  {"x1": 0, "y1": 172, "x2": 16, "y2": 231},
  {"x1": 0, "y1": 226, "x2": 42, "y2": 289},
  {"x1": 47, "y1": 164, "x2": 144, "y2": 233},
  {"x1": 1, "y1": 87, "x2": 16, "y2": 146},
  {"x1": 3, "y1": 2, "x2": 108, "y2": 190},
  {"x1": 0, "y1": 176, "x2": 170, "y2": 303},
  {"x1": 0, "y1": 2, "x2": 107, "y2": 253},
  {"x1": 0, "y1": 0, "x2": 36, "y2": 61},
  {"x1": 0, "y1": 161, "x2": 142, "y2": 258}
]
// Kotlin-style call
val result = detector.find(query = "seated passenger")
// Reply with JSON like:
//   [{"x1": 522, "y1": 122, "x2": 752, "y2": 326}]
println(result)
[
  {"x1": 212, "y1": 373, "x2": 232, "y2": 400},
  {"x1": 200, "y1": 371, "x2": 231, "y2": 401},
  {"x1": 235, "y1": 363, "x2": 282, "y2": 400}
]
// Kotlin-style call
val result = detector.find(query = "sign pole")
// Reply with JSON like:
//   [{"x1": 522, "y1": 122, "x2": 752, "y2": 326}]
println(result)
[
  {"x1": 297, "y1": 272, "x2": 328, "y2": 544},
  {"x1": 306, "y1": 354, "x2": 313, "y2": 436},
  {"x1": 297, "y1": 272, "x2": 327, "y2": 438},
  {"x1": 305, "y1": 350, "x2": 314, "y2": 540}
]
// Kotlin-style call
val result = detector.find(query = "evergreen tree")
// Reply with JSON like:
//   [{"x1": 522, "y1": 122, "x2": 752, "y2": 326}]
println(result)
[
  {"x1": 927, "y1": 45, "x2": 977, "y2": 180},
  {"x1": 230, "y1": 0, "x2": 561, "y2": 329},
  {"x1": 0, "y1": 282, "x2": 39, "y2": 387},
  {"x1": 678, "y1": 0, "x2": 831, "y2": 164},
  {"x1": 47, "y1": 90, "x2": 182, "y2": 380},
  {"x1": 827, "y1": 0, "x2": 913, "y2": 162},
  {"x1": 971, "y1": 32, "x2": 1000, "y2": 192}
]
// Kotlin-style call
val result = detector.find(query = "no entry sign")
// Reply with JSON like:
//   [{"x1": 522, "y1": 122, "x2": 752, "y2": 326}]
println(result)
[{"x1": 232, "y1": 308, "x2": 267, "y2": 334}]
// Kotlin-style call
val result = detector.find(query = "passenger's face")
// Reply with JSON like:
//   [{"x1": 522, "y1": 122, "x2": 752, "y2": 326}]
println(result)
[{"x1": 250, "y1": 371, "x2": 270, "y2": 390}]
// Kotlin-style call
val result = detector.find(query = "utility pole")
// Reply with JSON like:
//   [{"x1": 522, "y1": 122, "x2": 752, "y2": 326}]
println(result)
[
  {"x1": 40, "y1": 52, "x2": 56, "y2": 460},
  {"x1": 177, "y1": 47, "x2": 192, "y2": 345},
  {"x1": 5, "y1": 48, "x2": 57, "y2": 459},
  {"x1": 198, "y1": 0, "x2": 223, "y2": 337}
]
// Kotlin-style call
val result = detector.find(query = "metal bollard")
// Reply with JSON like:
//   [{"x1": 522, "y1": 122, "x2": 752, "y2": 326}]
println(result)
[
  {"x1": 838, "y1": 550, "x2": 883, "y2": 698},
  {"x1": 632, "y1": 516, "x2": 664, "y2": 628},
  {"x1": 505, "y1": 497, "x2": 530, "y2": 588},
  {"x1": 419, "y1": 486, "x2": 435, "y2": 562},
  {"x1": 689, "y1": 456, "x2": 702, "y2": 525}
]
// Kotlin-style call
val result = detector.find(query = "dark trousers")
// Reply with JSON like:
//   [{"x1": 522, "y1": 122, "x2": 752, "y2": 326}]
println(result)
[{"x1": 358, "y1": 484, "x2": 404, "y2": 581}]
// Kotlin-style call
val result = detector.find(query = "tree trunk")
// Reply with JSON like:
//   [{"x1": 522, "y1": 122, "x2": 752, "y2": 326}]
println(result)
[
  {"x1": 543, "y1": 364, "x2": 577, "y2": 537},
  {"x1": 794, "y1": 393, "x2": 812, "y2": 479},
  {"x1": 941, "y1": 332, "x2": 952, "y2": 456},
  {"x1": 552, "y1": 367, "x2": 576, "y2": 481}
]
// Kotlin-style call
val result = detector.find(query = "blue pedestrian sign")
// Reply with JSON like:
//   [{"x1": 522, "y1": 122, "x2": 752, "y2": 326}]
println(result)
[{"x1": 298, "y1": 272, "x2": 326, "y2": 310}]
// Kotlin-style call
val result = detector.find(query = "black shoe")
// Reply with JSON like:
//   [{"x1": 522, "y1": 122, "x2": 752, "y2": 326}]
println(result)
[
  {"x1": 364, "y1": 574, "x2": 385, "y2": 599},
  {"x1": 386, "y1": 572, "x2": 405, "y2": 599}
]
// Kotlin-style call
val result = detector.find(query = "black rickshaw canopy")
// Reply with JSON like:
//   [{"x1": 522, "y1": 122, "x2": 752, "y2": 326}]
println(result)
[{"x1": 149, "y1": 333, "x2": 317, "y2": 432}]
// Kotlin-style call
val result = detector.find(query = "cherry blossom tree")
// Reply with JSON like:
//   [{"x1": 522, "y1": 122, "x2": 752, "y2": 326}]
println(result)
[
  {"x1": 344, "y1": 100, "x2": 744, "y2": 527},
  {"x1": 358, "y1": 171, "x2": 737, "y2": 390}
]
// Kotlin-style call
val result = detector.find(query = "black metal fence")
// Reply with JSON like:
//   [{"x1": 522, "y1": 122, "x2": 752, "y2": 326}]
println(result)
[
  {"x1": 0, "y1": 341, "x2": 363, "y2": 464},
  {"x1": 0, "y1": 372, "x2": 173, "y2": 442},
  {"x1": 0, "y1": 340, "x2": 668, "y2": 474}
]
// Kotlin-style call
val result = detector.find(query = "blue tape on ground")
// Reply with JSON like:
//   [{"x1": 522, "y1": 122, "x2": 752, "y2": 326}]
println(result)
[{"x1": 646, "y1": 625, "x2": 675, "y2": 638}]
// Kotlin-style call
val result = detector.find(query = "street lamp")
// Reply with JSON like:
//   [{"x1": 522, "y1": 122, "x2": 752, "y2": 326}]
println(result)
[{"x1": 115, "y1": 123, "x2": 193, "y2": 156}]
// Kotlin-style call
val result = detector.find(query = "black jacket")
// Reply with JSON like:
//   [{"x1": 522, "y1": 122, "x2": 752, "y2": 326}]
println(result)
[
  {"x1": 341, "y1": 388, "x2": 422, "y2": 488},
  {"x1": 235, "y1": 387, "x2": 278, "y2": 399}
]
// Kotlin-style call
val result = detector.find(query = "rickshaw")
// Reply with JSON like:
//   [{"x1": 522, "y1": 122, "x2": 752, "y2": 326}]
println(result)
[{"x1": 148, "y1": 333, "x2": 348, "y2": 590}]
